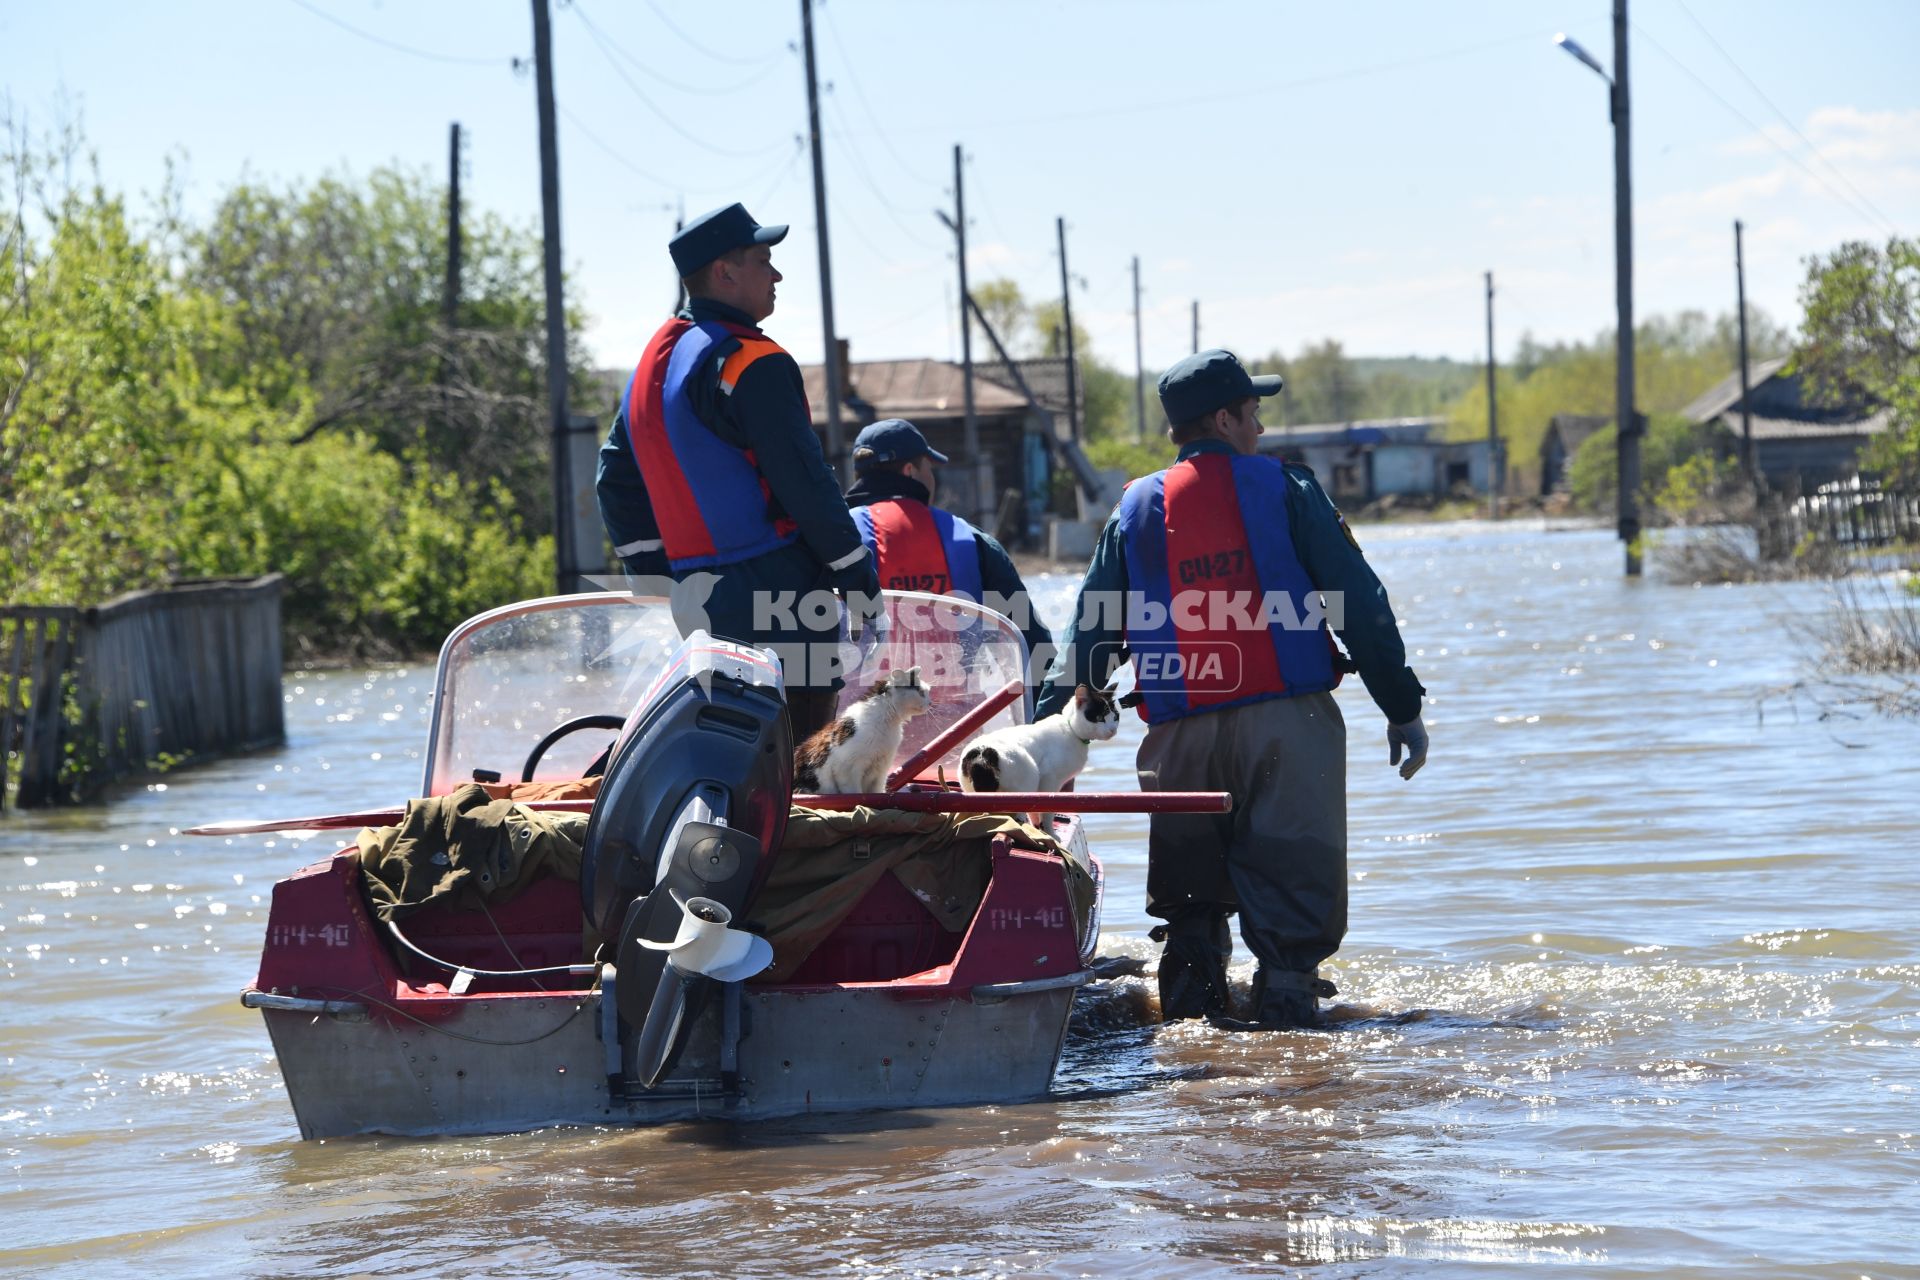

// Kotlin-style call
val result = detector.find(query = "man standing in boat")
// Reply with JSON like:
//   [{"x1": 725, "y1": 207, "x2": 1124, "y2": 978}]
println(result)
[
  {"x1": 841, "y1": 418, "x2": 1056, "y2": 694},
  {"x1": 1036, "y1": 348, "x2": 1428, "y2": 1030},
  {"x1": 595, "y1": 203, "x2": 879, "y2": 740}
]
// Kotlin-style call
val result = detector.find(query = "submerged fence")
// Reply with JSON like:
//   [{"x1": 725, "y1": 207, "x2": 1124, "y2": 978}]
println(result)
[
  {"x1": 1754, "y1": 482, "x2": 1920, "y2": 560},
  {"x1": 1, "y1": 575, "x2": 285, "y2": 810}
]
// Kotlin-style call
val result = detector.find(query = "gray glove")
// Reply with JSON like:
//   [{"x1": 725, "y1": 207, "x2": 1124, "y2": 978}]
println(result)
[{"x1": 1387, "y1": 716, "x2": 1428, "y2": 780}]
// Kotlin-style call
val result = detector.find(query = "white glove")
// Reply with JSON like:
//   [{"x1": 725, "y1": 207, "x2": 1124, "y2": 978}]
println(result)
[{"x1": 1387, "y1": 716, "x2": 1428, "y2": 780}]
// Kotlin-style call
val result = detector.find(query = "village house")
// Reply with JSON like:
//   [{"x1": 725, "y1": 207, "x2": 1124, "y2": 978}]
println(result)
[
  {"x1": 1538, "y1": 413, "x2": 1610, "y2": 496},
  {"x1": 1256, "y1": 417, "x2": 1493, "y2": 504},
  {"x1": 1683, "y1": 356, "x2": 1892, "y2": 490}
]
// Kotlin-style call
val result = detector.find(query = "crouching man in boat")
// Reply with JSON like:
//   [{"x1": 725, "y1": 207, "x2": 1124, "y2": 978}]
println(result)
[
  {"x1": 595, "y1": 203, "x2": 880, "y2": 740},
  {"x1": 1036, "y1": 348, "x2": 1428, "y2": 1030},
  {"x1": 842, "y1": 418, "x2": 1057, "y2": 699}
]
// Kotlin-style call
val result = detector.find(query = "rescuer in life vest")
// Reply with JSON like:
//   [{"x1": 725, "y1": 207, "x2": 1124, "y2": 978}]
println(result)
[
  {"x1": 594, "y1": 203, "x2": 880, "y2": 741},
  {"x1": 1036, "y1": 348, "x2": 1429, "y2": 1030},
  {"x1": 841, "y1": 419, "x2": 1056, "y2": 693}
]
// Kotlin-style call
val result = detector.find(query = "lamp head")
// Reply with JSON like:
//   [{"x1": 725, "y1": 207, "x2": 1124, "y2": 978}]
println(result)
[{"x1": 1554, "y1": 32, "x2": 1611, "y2": 83}]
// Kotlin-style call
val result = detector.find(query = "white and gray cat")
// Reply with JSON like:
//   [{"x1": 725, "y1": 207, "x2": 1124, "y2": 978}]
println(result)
[
  {"x1": 793, "y1": 666, "x2": 932, "y2": 795},
  {"x1": 960, "y1": 683, "x2": 1121, "y2": 795}
]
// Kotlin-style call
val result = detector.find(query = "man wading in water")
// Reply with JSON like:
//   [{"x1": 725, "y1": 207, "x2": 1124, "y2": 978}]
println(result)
[{"x1": 1038, "y1": 348, "x2": 1428, "y2": 1029}]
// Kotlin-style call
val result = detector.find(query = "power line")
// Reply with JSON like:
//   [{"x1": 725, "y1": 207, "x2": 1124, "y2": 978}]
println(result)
[
  {"x1": 570, "y1": 4, "x2": 791, "y2": 161},
  {"x1": 1667, "y1": 0, "x2": 1900, "y2": 234},
  {"x1": 753, "y1": 146, "x2": 806, "y2": 211},
  {"x1": 567, "y1": 0, "x2": 786, "y2": 97},
  {"x1": 834, "y1": 25, "x2": 1581, "y2": 138},
  {"x1": 636, "y1": 0, "x2": 786, "y2": 68},
  {"x1": 816, "y1": 1, "x2": 941, "y2": 190},
  {"x1": 1631, "y1": 20, "x2": 1897, "y2": 236},
  {"x1": 557, "y1": 100, "x2": 800, "y2": 196},
  {"x1": 820, "y1": 90, "x2": 946, "y2": 252},
  {"x1": 284, "y1": 0, "x2": 513, "y2": 66}
]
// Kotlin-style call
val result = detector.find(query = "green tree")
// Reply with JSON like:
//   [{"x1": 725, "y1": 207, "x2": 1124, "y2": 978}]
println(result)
[
  {"x1": 185, "y1": 166, "x2": 593, "y2": 525},
  {"x1": 2, "y1": 125, "x2": 555, "y2": 654},
  {"x1": 1795, "y1": 236, "x2": 1920, "y2": 477}
]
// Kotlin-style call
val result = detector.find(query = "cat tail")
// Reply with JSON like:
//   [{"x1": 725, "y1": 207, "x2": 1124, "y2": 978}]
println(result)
[{"x1": 962, "y1": 745, "x2": 1000, "y2": 792}]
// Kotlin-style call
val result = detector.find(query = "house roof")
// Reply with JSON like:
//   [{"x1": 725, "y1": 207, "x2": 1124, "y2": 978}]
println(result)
[
  {"x1": 1735, "y1": 409, "x2": 1894, "y2": 440},
  {"x1": 799, "y1": 358, "x2": 1032, "y2": 429},
  {"x1": 1681, "y1": 356, "x2": 1794, "y2": 423},
  {"x1": 1542, "y1": 413, "x2": 1610, "y2": 456}
]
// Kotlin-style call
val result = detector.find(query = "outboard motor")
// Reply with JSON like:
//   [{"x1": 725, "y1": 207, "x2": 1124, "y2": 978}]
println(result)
[{"x1": 580, "y1": 631, "x2": 792, "y2": 1088}]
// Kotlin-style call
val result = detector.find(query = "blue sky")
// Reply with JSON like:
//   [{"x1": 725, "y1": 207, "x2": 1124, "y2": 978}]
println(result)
[{"x1": 7, "y1": 0, "x2": 1917, "y2": 379}]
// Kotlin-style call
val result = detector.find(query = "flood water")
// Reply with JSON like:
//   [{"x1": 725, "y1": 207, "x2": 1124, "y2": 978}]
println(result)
[{"x1": 4, "y1": 521, "x2": 1917, "y2": 1278}]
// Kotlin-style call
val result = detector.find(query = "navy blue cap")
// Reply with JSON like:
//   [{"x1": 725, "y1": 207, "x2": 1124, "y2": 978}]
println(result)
[
  {"x1": 1157, "y1": 348, "x2": 1284, "y2": 423},
  {"x1": 852, "y1": 419, "x2": 949, "y2": 472},
  {"x1": 670, "y1": 203, "x2": 788, "y2": 277}
]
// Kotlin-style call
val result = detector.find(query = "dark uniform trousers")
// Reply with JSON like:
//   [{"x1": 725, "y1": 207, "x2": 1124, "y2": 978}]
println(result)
[{"x1": 1135, "y1": 691, "x2": 1347, "y2": 985}]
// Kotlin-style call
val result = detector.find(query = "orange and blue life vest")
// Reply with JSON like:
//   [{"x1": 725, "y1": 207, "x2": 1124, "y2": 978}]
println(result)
[
  {"x1": 850, "y1": 499, "x2": 984, "y2": 600},
  {"x1": 623, "y1": 317, "x2": 801, "y2": 572},
  {"x1": 1115, "y1": 450, "x2": 1338, "y2": 723}
]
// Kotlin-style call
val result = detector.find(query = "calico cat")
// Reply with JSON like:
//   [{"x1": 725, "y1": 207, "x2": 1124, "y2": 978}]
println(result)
[
  {"x1": 959, "y1": 683, "x2": 1121, "y2": 795},
  {"x1": 792, "y1": 666, "x2": 932, "y2": 795}
]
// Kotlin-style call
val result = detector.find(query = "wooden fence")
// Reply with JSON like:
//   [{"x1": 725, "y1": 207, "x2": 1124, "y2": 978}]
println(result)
[
  {"x1": 1, "y1": 575, "x2": 285, "y2": 810},
  {"x1": 1754, "y1": 483, "x2": 1920, "y2": 560}
]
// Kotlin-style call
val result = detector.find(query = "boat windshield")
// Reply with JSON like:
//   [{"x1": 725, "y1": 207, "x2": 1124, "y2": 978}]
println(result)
[
  {"x1": 836, "y1": 591, "x2": 1030, "y2": 783},
  {"x1": 421, "y1": 593, "x2": 680, "y2": 795},
  {"x1": 422, "y1": 590, "x2": 1029, "y2": 796}
]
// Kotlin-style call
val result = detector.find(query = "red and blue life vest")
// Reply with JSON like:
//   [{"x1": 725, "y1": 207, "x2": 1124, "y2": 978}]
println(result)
[
  {"x1": 1115, "y1": 451, "x2": 1337, "y2": 723},
  {"x1": 851, "y1": 499, "x2": 984, "y2": 600},
  {"x1": 623, "y1": 318, "x2": 801, "y2": 572}
]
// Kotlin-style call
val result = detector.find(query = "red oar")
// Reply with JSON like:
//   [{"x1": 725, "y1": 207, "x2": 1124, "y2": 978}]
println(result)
[
  {"x1": 885, "y1": 678, "x2": 1024, "y2": 791},
  {"x1": 793, "y1": 790, "x2": 1230, "y2": 813},
  {"x1": 184, "y1": 799, "x2": 597, "y2": 837}
]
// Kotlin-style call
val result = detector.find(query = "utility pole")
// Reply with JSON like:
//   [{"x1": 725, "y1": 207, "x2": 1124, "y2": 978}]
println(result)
[
  {"x1": 1056, "y1": 216, "x2": 1079, "y2": 441},
  {"x1": 1613, "y1": 0, "x2": 1641, "y2": 575},
  {"x1": 531, "y1": 0, "x2": 572, "y2": 594},
  {"x1": 1735, "y1": 218, "x2": 1755, "y2": 484},
  {"x1": 1191, "y1": 300, "x2": 1200, "y2": 355},
  {"x1": 1132, "y1": 255, "x2": 1145, "y2": 442},
  {"x1": 444, "y1": 122, "x2": 462, "y2": 331},
  {"x1": 1486, "y1": 270, "x2": 1501, "y2": 520},
  {"x1": 799, "y1": 0, "x2": 845, "y2": 478},
  {"x1": 936, "y1": 145, "x2": 983, "y2": 519}
]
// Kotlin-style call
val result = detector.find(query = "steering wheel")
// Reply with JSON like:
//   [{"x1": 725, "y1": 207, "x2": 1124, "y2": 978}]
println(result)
[{"x1": 521, "y1": 714, "x2": 627, "y2": 782}]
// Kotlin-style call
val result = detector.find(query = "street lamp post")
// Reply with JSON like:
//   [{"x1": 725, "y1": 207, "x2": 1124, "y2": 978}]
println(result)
[{"x1": 1556, "y1": 1, "x2": 1641, "y2": 576}]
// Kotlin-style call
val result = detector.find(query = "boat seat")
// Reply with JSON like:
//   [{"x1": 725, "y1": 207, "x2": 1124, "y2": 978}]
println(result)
[{"x1": 774, "y1": 869, "x2": 964, "y2": 986}]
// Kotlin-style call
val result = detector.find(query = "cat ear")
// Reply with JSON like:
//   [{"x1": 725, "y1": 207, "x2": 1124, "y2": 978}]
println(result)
[{"x1": 1073, "y1": 684, "x2": 1089, "y2": 705}]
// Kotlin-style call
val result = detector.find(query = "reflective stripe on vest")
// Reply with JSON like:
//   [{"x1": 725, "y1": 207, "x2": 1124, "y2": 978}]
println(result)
[
  {"x1": 1116, "y1": 451, "x2": 1336, "y2": 723},
  {"x1": 622, "y1": 318, "x2": 801, "y2": 572},
  {"x1": 851, "y1": 499, "x2": 984, "y2": 600}
]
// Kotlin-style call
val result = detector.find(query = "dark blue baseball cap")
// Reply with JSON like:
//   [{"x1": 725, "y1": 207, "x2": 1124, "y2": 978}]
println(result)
[
  {"x1": 670, "y1": 202, "x2": 788, "y2": 277},
  {"x1": 852, "y1": 419, "x2": 949, "y2": 472},
  {"x1": 1157, "y1": 348, "x2": 1284, "y2": 423}
]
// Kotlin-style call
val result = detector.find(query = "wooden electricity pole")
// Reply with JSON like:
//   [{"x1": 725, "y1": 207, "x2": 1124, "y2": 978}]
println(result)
[
  {"x1": 531, "y1": 0, "x2": 573, "y2": 594},
  {"x1": 1132, "y1": 256, "x2": 1145, "y2": 442},
  {"x1": 1056, "y1": 216, "x2": 1080, "y2": 441},
  {"x1": 799, "y1": 0, "x2": 845, "y2": 476},
  {"x1": 444, "y1": 122, "x2": 462, "y2": 331},
  {"x1": 1486, "y1": 270, "x2": 1501, "y2": 519}
]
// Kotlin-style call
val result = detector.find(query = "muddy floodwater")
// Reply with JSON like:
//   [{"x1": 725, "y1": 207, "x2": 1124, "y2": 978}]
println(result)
[{"x1": 3, "y1": 521, "x2": 1917, "y2": 1278}]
